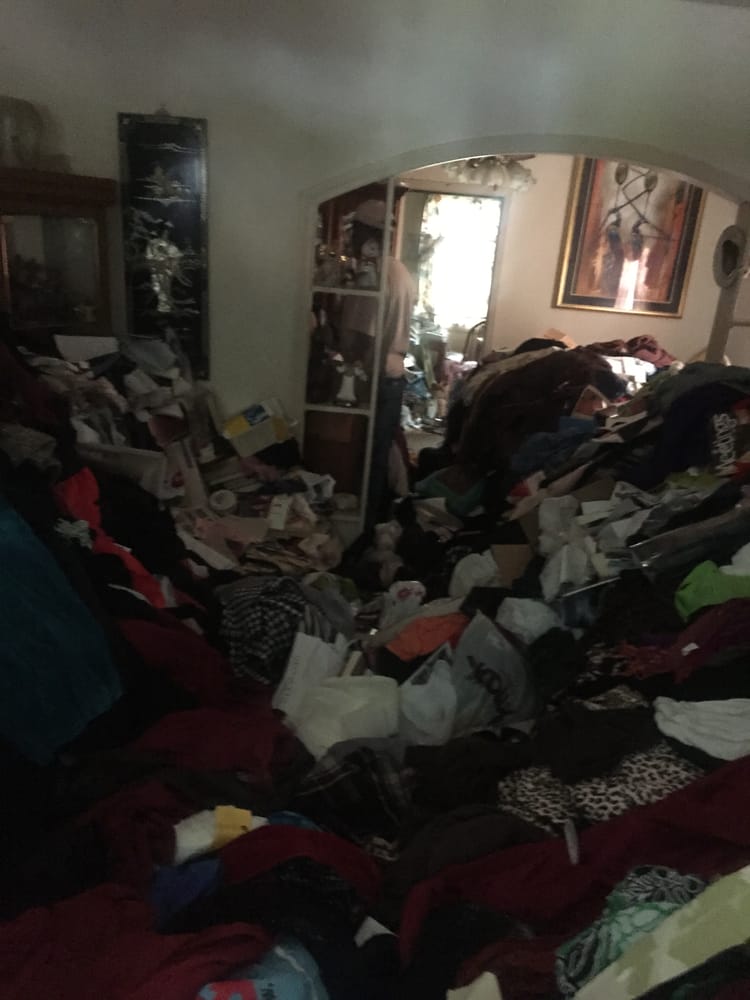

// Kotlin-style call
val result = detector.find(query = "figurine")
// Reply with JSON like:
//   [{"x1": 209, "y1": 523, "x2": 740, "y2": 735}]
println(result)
[{"x1": 335, "y1": 360, "x2": 368, "y2": 407}]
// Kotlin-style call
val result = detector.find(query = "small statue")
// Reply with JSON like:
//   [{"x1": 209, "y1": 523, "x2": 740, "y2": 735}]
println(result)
[{"x1": 335, "y1": 360, "x2": 368, "y2": 407}]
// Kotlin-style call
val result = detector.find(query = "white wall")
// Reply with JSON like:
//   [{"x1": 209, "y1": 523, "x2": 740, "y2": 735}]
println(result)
[
  {"x1": 490, "y1": 155, "x2": 738, "y2": 361},
  {"x1": 1, "y1": 0, "x2": 749, "y2": 416}
]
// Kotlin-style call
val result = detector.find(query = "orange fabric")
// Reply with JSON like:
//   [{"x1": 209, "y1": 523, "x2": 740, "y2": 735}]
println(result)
[{"x1": 386, "y1": 612, "x2": 469, "y2": 662}]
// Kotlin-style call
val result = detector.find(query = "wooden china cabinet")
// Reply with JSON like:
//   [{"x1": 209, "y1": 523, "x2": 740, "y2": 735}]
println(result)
[{"x1": 0, "y1": 167, "x2": 117, "y2": 348}]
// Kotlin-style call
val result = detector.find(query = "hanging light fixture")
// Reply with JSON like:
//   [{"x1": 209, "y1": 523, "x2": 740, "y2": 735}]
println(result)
[{"x1": 443, "y1": 154, "x2": 536, "y2": 192}]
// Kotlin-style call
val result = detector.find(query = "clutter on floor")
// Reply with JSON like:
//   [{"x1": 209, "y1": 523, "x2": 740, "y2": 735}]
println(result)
[{"x1": 4, "y1": 327, "x2": 750, "y2": 999}]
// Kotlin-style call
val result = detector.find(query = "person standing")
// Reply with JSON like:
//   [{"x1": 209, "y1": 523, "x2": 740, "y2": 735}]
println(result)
[{"x1": 339, "y1": 199, "x2": 416, "y2": 529}]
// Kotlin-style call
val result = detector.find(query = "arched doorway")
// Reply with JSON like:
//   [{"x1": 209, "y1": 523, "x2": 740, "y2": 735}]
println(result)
[{"x1": 300, "y1": 141, "x2": 747, "y2": 535}]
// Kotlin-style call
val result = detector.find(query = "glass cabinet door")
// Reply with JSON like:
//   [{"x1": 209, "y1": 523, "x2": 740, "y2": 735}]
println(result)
[{"x1": 1, "y1": 213, "x2": 102, "y2": 331}]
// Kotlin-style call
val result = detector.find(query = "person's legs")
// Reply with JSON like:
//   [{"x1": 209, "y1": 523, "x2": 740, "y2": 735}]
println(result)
[{"x1": 366, "y1": 375, "x2": 405, "y2": 529}]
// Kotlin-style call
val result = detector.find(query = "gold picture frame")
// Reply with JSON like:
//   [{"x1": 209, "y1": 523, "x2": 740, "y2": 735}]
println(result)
[{"x1": 555, "y1": 157, "x2": 704, "y2": 318}]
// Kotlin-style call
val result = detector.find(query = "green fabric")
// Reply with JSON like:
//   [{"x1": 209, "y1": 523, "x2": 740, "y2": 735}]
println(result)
[
  {"x1": 415, "y1": 470, "x2": 484, "y2": 518},
  {"x1": 576, "y1": 864, "x2": 750, "y2": 999},
  {"x1": 674, "y1": 560, "x2": 750, "y2": 621},
  {"x1": 556, "y1": 866, "x2": 706, "y2": 997}
]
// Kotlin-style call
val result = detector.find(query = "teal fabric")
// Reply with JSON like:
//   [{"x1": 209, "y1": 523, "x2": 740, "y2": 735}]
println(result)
[
  {"x1": 556, "y1": 866, "x2": 707, "y2": 997},
  {"x1": 674, "y1": 560, "x2": 750, "y2": 621},
  {"x1": 0, "y1": 498, "x2": 121, "y2": 762},
  {"x1": 416, "y1": 470, "x2": 484, "y2": 517}
]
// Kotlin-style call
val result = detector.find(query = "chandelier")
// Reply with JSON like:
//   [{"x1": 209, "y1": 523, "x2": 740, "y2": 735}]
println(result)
[{"x1": 444, "y1": 154, "x2": 536, "y2": 192}]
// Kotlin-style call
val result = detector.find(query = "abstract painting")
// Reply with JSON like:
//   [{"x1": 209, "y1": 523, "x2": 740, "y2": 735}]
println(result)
[
  {"x1": 556, "y1": 157, "x2": 704, "y2": 317},
  {"x1": 119, "y1": 112, "x2": 208, "y2": 376}
]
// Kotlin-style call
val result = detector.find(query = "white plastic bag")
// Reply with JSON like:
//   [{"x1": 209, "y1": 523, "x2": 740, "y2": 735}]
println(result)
[
  {"x1": 293, "y1": 675, "x2": 399, "y2": 759},
  {"x1": 452, "y1": 612, "x2": 535, "y2": 735},
  {"x1": 379, "y1": 579, "x2": 426, "y2": 628},
  {"x1": 399, "y1": 651, "x2": 457, "y2": 746},
  {"x1": 538, "y1": 495, "x2": 580, "y2": 556},
  {"x1": 272, "y1": 631, "x2": 348, "y2": 725},
  {"x1": 449, "y1": 550, "x2": 499, "y2": 598},
  {"x1": 495, "y1": 598, "x2": 563, "y2": 646}
]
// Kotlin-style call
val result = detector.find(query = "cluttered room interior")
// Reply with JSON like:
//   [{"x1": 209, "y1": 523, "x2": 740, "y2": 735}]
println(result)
[{"x1": 3, "y1": 3, "x2": 750, "y2": 997}]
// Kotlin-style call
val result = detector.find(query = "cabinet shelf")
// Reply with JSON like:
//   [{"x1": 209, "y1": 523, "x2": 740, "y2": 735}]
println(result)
[
  {"x1": 330, "y1": 509, "x2": 362, "y2": 523},
  {"x1": 312, "y1": 285, "x2": 380, "y2": 298},
  {"x1": 305, "y1": 180, "x2": 395, "y2": 533},
  {"x1": 305, "y1": 403, "x2": 371, "y2": 416}
]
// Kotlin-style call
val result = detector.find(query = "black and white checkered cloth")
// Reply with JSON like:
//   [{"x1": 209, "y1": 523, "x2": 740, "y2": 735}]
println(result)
[{"x1": 219, "y1": 575, "x2": 307, "y2": 685}]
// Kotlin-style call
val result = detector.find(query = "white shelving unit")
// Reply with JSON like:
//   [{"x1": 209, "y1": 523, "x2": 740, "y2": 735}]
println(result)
[{"x1": 302, "y1": 179, "x2": 396, "y2": 536}]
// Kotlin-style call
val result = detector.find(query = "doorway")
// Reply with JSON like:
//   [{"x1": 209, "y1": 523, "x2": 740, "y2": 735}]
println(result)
[{"x1": 397, "y1": 189, "x2": 503, "y2": 461}]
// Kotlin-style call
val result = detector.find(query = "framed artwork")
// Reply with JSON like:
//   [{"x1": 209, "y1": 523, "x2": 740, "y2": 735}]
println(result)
[
  {"x1": 555, "y1": 157, "x2": 704, "y2": 318},
  {"x1": 118, "y1": 112, "x2": 208, "y2": 377}
]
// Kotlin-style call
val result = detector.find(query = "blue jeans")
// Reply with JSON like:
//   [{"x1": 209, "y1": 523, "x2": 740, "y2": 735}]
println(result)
[{"x1": 366, "y1": 375, "x2": 405, "y2": 528}]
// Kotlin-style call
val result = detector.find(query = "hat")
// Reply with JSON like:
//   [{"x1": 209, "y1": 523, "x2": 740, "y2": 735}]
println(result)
[{"x1": 353, "y1": 199, "x2": 388, "y2": 229}]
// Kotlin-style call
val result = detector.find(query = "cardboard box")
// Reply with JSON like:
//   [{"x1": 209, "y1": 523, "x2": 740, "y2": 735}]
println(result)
[
  {"x1": 543, "y1": 328, "x2": 578, "y2": 349},
  {"x1": 491, "y1": 544, "x2": 533, "y2": 587}
]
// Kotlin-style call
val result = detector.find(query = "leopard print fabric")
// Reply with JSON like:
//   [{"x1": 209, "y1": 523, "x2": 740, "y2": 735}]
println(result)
[{"x1": 496, "y1": 741, "x2": 703, "y2": 833}]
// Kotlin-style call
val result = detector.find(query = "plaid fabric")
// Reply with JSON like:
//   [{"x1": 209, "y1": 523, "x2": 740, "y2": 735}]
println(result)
[
  {"x1": 302, "y1": 602, "x2": 339, "y2": 644},
  {"x1": 294, "y1": 745, "x2": 412, "y2": 849},
  {"x1": 220, "y1": 576, "x2": 306, "y2": 685}
]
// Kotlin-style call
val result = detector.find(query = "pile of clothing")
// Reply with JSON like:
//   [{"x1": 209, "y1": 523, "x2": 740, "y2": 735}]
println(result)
[{"x1": 5, "y1": 327, "x2": 750, "y2": 1000}]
